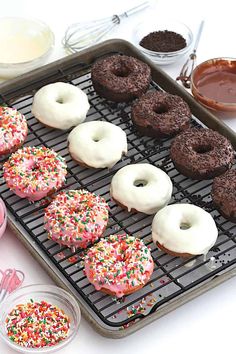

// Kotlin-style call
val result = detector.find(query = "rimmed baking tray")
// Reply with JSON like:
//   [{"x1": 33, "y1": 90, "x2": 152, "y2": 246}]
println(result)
[{"x1": 0, "y1": 39, "x2": 235, "y2": 338}]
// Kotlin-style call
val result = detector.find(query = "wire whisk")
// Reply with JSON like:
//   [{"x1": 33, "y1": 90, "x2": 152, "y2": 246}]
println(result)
[
  {"x1": 177, "y1": 21, "x2": 205, "y2": 88},
  {"x1": 62, "y1": 2, "x2": 149, "y2": 53}
]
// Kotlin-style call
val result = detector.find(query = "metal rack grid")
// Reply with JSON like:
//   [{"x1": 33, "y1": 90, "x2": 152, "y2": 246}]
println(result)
[{"x1": 0, "y1": 57, "x2": 235, "y2": 331}]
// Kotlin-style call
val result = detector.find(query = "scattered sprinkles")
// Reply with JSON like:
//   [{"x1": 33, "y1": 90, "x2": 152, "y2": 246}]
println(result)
[
  {"x1": 57, "y1": 252, "x2": 65, "y2": 260},
  {"x1": 44, "y1": 190, "x2": 109, "y2": 249},
  {"x1": 5, "y1": 300, "x2": 70, "y2": 348},
  {"x1": 84, "y1": 234, "x2": 154, "y2": 298},
  {"x1": 68, "y1": 255, "x2": 79, "y2": 263},
  {"x1": 35, "y1": 196, "x2": 53, "y2": 208},
  {"x1": 126, "y1": 295, "x2": 157, "y2": 318},
  {"x1": 0, "y1": 106, "x2": 27, "y2": 155},
  {"x1": 3, "y1": 146, "x2": 67, "y2": 201}
]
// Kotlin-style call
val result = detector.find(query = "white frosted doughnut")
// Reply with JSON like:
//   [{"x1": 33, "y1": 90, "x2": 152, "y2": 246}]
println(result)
[
  {"x1": 32, "y1": 82, "x2": 90, "y2": 130},
  {"x1": 152, "y1": 204, "x2": 218, "y2": 256},
  {"x1": 110, "y1": 163, "x2": 173, "y2": 214},
  {"x1": 68, "y1": 121, "x2": 127, "y2": 168}
]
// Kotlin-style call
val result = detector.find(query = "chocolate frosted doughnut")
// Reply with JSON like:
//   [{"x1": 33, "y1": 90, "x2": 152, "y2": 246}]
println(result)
[
  {"x1": 170, "y1": 128, "x2": 234, "y2": 180},
  {"x1": 211, "y1": 169, "x2": 236, "y2": 222},
  {"x1": 91, "y1": 55, "x2": 151, "y2": 102},
  {"x1": 131, "y1": 91, "x2": 191, "y2": 137}
]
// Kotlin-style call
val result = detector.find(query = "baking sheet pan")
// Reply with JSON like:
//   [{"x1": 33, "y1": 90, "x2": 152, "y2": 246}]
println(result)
[{"x1": 0, "y1": 39, "x2": 235, "y2": 338}]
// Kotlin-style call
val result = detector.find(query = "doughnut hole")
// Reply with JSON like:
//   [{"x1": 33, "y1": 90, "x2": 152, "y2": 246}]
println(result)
[
  {"x1": 91, "y1": 133, "x2": 103, "y2": 143},
  {"x1": 56, "y1": 97, "x2": 65, "y2": 104},
  {"x1": 56, "y1": 93, "x2": 71, "y2": 104},
  {"x1": 133, "y1": 179, "x2": 148, "y2": 187},
  {"x1": 180, "y1": 222, "x2": 191, "y2": 230},
  {"x1": 153, "y1": 103, "x2": 169, "y2": 115},
  {"x1": 25, "y1": 159, "x2": 40, "y2": 172},
  {"x1": 31, "y1": 164, "x2": 40, "y2": 172},
  {"x1": 112, "y1": 63, "x2": 132, "y2": 78},
  {"x1": 193, "y1": 144, "x2": 213, "y2": 154}
]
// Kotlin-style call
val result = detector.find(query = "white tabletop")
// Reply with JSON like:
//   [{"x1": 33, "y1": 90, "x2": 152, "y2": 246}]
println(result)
[{"x1": 0, "y1": 1, "x2": 236, "y2": 353}]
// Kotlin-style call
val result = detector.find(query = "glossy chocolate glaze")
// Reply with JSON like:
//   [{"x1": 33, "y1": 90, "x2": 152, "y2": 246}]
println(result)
[
  {"x1": 192, "y1": 59, "x2": 236, "y2": 106},
  {"x1": 197, "y1": 70, "x2": 236, "y2": 103}
]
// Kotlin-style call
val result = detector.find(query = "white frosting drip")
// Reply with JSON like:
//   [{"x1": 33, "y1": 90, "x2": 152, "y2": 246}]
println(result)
[
  {"x1": 32, "y1": 82, "x2": 90, "y2": 130},
  {"x1": 207, "y1": 256, "x2": 217, "y2": 269},
  {"x1": 68, "y1": 121, "x2": 127, "y2": 168},
  {"x1": 184, "y1": 259, "x2": 196, "y2": 268},
  {"x1": 110, "y1": 163, "x2": 173, "y2": 215},
  {"x1": 152, "y1": 204, "x2": 218, "y2": 255}
]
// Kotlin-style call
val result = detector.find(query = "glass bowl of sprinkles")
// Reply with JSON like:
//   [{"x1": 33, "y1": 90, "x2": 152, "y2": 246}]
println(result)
[
  {"x1": 0, "y1": 284, "x2": 81, "y2": 353},
  {"x1": 133, "y1": 19, "x2": 193, "y2": 65}
]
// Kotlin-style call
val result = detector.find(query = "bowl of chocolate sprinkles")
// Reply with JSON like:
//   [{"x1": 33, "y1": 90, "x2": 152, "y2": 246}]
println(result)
[{"x1": 133, "y1": 20, "x2": 193, "y2": 65}]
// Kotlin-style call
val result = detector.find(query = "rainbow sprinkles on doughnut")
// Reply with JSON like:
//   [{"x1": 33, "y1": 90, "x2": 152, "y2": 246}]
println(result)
[
  {"x1": 0, "y1": 106, "x2": 28, "y2": 155},
  {"x1": 84, "y1": 234, "x2": 154, "y2": 297},
  {"x1": 3, "y1": 146, "x2": 67, "y2": 201},
  {"x1": 44, "y1": 190, "x2": 109, "y2": 249}
]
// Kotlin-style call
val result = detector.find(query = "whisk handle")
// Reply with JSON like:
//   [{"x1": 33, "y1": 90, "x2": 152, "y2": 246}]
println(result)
[{"x1": 121, "y1": 1, "x2": 150, "y2": 18}]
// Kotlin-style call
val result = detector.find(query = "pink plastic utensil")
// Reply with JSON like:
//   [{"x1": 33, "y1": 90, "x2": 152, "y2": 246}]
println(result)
[{"x1": 0, "y1": 268, "x2": 25, "y2": 303}]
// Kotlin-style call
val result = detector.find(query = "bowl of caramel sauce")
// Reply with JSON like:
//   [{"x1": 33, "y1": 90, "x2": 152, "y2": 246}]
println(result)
[{"x1": 191, "y1": 58, "x2": 236, "y2": 118}]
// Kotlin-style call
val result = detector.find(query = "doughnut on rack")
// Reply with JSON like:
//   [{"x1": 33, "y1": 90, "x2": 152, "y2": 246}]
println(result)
[{"x1": 0, "y1": 40, "x2": 235, "y2": 338}]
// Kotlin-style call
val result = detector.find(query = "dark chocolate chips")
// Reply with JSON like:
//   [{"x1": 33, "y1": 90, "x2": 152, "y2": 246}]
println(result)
[{"x1": 139, "y1": 30, "x2": 187, "y2": 52}]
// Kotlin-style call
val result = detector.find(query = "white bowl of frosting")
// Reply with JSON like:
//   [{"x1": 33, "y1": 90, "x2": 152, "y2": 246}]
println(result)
[{"x1": 0, "y1": 17, "x2": 55, "y2": 79}]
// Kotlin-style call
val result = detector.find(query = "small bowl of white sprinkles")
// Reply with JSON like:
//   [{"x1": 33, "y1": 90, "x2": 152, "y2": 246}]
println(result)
[{"x1": 0, "y1": 284, "x2": 81, "y2": 353}]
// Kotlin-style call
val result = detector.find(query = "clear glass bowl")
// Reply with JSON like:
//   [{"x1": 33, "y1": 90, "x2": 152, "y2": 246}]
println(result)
[
  {"x1": 191, "y1": 57, "x2": 236, "y2": 118},
  {"x1": 0, "y1": 197, "x2": 7, "y2": 239},
  {"x1": 133, "y1": 20, "x2": 193, "y2": 65},
  {"x1": 0, "y1": 284, "x2": 81, "y2": 353},
  {"x1": 0, "y1": 17, "x2": 55, "y2": 79}
]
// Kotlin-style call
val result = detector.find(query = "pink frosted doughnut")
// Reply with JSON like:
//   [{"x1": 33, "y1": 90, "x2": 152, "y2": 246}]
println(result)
[
  {"x1": 0, "y1": 198, "x2": 7, "y2": 240},
  {"x1": 84, "y1": 234, "x2": 154, "y2": 298},
  {"x1": 0, "y1": 106, "x2": 27, "y2": 155},
  {"x1": 3, "y1": 146, "x2": 67, "y2": 201},
  {"x1": 44, "y1": 190, "x2": 109, "y2": 249}
]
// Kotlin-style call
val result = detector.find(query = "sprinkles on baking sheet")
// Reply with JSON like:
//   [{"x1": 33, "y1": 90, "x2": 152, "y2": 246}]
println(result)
[{"x1": 5, "y1": 300, "x2": 70, "y2": 348}]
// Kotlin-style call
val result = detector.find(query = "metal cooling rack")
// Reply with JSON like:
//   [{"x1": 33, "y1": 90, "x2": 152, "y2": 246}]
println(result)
[{"x1": 0, "y1": 47, "x2": 236, "y2": 337}]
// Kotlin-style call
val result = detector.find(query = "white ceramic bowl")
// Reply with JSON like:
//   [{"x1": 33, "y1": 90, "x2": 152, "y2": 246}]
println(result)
[
  {"x1": 0, "y1": 284, "x2": 81, "y2": 353},
  {"x1": 133, "y1": 20, "x2": 193, "y2": 65},
  {"x1": 0, "y1": 17, "x2": 55, "y2": 79}
]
